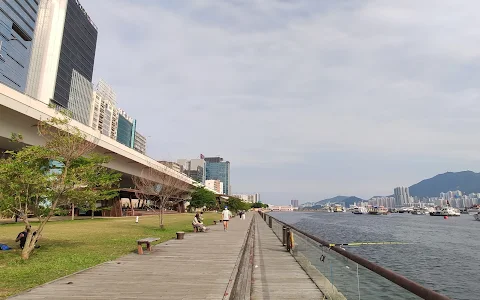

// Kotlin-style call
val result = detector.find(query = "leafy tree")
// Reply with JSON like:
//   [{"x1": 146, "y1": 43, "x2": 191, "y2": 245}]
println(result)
[
  {"x1": 226, "y1": 197, "x2": 251, "y2": 213},
  {"x1": 133, "y1": 167, "x2": 191, "y2": 229},
  {"x1": 0, "y1": 114, "x2": 121, "y2": 259},
  {"x1": 189, "y1": 187, "x2": 217, "y2": 210},
  {"x1": 251, "y1": 202, "x2": 269, "y2": 209}
]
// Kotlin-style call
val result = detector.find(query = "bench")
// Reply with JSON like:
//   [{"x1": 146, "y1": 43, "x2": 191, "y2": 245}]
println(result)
[{"x1": 136, "y1": 237, "x2": 160, "y2": 255}]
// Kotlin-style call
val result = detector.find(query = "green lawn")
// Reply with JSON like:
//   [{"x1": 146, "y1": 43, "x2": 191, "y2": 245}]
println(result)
[{"x1": 0, "y1": 213, "x2": 218, "y2": 299}]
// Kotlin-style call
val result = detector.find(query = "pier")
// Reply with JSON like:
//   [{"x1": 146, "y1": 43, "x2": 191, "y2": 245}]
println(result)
[{"x1": 9, "y1": 212, "x2": 450, "y2": 300}]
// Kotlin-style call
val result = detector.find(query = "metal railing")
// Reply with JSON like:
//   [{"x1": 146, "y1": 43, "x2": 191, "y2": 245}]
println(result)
[{"x1": 259, "y1": 211, "x2": 450, "y2": 300}]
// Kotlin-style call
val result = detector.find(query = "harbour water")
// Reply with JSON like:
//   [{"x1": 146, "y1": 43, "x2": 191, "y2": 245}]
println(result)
[{"x1": 270, "y1": 211, "x2": 479, "y2": 300}]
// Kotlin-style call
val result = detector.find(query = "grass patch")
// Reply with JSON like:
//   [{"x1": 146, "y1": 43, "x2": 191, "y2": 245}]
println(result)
[{"x1": 0, "y1": 213, "x2": 218, "y2": 299}]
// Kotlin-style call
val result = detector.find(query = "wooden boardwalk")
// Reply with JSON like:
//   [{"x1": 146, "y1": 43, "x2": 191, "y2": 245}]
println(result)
[
  {"x1": 251, "y1": 214, "x2": 324, "y2": 300},
  {"x1": 10, "y1": 214, "x2": 253, "y2": 300}
]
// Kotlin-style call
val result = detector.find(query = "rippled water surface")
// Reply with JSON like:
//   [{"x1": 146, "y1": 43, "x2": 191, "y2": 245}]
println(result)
[{"x1": 269, "y1": 211, "x2": 480, "y2": 300}]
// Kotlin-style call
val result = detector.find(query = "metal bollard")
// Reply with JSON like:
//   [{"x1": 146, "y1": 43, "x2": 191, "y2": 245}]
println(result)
[
  {"x1": 286, "y1": 228, "x2": 291, "y2": 252},
  {"x1": 282, "y1": 226, "x2": 287, "y2": 246}
]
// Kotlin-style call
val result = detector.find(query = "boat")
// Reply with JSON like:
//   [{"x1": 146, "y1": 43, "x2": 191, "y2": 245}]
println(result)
[
  {"x1": 368, "y1": 206, "x2": 389, "y2": 215},
  {"x1": 429, "y1": 206, "x2": 461, "y2": 217},
  {"x1": 332, "y1": 205, "x2": 344, "y2": 213},
  {"x1": 352, "y1": 207, "x2": 368, "y2": 214},
  {"x1": 411, "y1": 208, "x2": 429, "y2": 215},
  {"x1": 467, "y1": 205, "x2": 480, "y2": 214}
]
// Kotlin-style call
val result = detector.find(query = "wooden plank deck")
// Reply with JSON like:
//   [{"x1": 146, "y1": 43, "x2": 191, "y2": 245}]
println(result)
[
  {"x1": 251, "y1": 214, "x2": 324, "y2": 300},
  {"x1": 10, "y1": 214, "x2": 253, "y2": 300}
]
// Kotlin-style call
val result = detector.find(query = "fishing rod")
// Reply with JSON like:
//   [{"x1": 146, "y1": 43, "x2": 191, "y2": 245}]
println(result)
[{"x1": 328, "y1": 241, "x2": 410, "y2": 247}]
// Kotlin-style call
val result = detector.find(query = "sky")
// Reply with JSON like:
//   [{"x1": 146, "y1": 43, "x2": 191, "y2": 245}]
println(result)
[{"x1": 80, "y1": 0, "x2": 480, "y2": 204}]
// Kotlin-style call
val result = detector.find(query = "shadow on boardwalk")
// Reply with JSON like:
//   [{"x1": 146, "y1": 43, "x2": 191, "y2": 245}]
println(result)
[{"x1": 10, "y1": 214, "x2": 253, "y2": 300}]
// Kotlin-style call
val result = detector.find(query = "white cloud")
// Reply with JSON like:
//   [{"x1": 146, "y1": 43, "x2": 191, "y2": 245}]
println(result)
[{"x1": 79, "y1": 0, "x2": 480, "y2": 203}]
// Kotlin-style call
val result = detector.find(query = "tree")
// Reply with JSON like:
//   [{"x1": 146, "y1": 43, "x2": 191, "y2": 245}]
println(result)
[
  {"x1": 226, "y1": 197, "x2": 251, "y2": 213},
  {"x1": 133, "y1": 167, "x2": 191, "y2": 229},
  {"x1": 0, "y1": 114, "x2": 121, "y2": 259},
  {"x1": 189, "y1": 187, "x2": 217, "y2": 211},
  {"x1": 251, "y1": 202, "x2": 264, "y2": 209}
]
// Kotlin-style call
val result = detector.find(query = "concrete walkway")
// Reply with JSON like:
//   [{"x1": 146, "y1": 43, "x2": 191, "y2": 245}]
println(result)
[
  {"x1": 10, "y1": 214, "x2": 253, "y2": 300},
  {"x1": 251, "y1": 214, "x2": 324, "y2": 300}
]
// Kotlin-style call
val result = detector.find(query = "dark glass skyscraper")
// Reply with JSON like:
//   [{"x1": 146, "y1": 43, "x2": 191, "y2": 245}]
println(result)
[
  {"x1": 26, "y1": 0, "x2": 97, "y2": 111},
  {"x1": 205, "y1": 157, "x2": 231, "y2": 195},
  {"x1": 0, "y1": 0, "x2": 38, "y2": 92},
  {"x1": 53, "y1": 0, "x2": 97, "y2": 108}
]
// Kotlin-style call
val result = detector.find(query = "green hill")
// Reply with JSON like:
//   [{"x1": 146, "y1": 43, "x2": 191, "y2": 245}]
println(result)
[{"x1": 409, "y1": 171, "x2": 480, "y2": 197}]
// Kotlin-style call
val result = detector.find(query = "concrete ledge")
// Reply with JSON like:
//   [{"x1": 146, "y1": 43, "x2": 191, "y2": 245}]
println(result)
[{"x1": 223, "y1": 215, "x2": 255, "y2": 300}]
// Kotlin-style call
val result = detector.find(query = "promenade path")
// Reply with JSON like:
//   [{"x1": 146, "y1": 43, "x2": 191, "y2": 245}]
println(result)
[
  {"x1": 10, "y1": 214, "x2": 253, "y2": 300},
  {"x1": 251, "y1": 213, "x2": 324, "y2": 299}
]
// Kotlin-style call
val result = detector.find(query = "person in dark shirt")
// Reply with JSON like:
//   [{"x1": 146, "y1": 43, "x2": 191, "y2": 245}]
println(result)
[{"x1": 15, "y1": 230, "x2": 39, "y2": 249}]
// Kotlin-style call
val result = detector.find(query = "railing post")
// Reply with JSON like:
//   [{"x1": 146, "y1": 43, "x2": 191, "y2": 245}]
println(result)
[
  {"x1": 264, "y1": 213, "x2": 267, "y2": 221},
  {"x1": 268, "y1": 216, "x2": 272, "y2": 228},
  {"x1": 282, "y1": 226, "x2": 287, "y2": 246},
  {"x1": 286, "y1": 228, "x2": 291, "y2": 252}
]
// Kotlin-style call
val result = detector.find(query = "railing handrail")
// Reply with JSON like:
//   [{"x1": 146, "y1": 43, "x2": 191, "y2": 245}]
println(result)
[{"x1": 264, "y1": 212, "x2": 450, "y2": 300}]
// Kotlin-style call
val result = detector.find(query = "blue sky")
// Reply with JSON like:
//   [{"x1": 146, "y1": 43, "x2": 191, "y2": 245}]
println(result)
[{"x1": 80, "y1": 0, "x2": 480, "y2": 204}]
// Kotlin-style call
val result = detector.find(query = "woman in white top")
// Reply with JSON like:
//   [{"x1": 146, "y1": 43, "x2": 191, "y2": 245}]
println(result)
[{"x1": 192, "y1": 213, "x2": 208, "y2": 232}]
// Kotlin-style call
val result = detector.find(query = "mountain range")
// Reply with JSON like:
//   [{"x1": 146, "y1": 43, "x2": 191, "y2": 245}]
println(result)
[
  {"x1": 409, "y1": 171, "x2": 480, "y2": 197},
  {"x1": 309, "y1": 171, "x2": 480, "y2": 206},
  {"x1": 313, "y1": 195, "x2": 365, "y2": 207}
]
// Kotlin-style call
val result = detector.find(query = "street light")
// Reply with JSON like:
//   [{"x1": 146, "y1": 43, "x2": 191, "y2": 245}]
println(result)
[{"x1": 0, "y1": 37, "x2": 18, "y2": 61}]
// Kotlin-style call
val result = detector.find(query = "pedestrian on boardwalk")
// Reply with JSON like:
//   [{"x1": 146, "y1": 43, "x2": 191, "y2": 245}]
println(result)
[
  {"x1": 222, "y1": 206, "x2": 233, "y2": 231},
  {"x1": 192, "y1": 213, "x2": 208, "y2": 232}
]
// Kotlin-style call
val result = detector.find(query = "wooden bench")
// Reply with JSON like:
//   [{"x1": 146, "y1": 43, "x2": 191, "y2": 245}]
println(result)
[{"x1": 136, "y1": 237, "x2": 160, "y2": 255}]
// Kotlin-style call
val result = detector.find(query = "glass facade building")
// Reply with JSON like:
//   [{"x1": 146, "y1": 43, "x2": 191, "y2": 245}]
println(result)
[
  {"x1": 0, "y1": 0, "x2": 38, "y2": 92},
  {"x1": 116, "y1": 114, "x2": 134, "y2": 148},
  {"x1": 68, "y1": 69, "x2": 93, "y2": 125},
  {"x1": 53, "y1": 0, "x2": 97, "y2": 108},
  {"x1": 206, "y1": 158, "x2": 230, "y2": 195},
  {"x1": 26, "y1": 0, "x2": 97, "y2": 110}
]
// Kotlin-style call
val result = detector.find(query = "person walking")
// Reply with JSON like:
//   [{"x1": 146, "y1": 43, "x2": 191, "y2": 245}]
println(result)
[{"x1": 222, "y1": 206, "x2": 233, "y2": 231}]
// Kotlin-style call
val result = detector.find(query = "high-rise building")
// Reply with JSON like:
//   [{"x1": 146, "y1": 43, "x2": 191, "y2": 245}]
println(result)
[
  {"x1": 116, "y1": 109, "x2": 135, "y2": 148},
  {"x1": 177, "y1": 158, "x2": 206, "y2": 184},
  {"x1": 291, "y1": 200, "x2": 299, "y2": 208},
  {"x1": 394, "y1": 187, "x2": 410, "y2": 206},
  {"x1": 205, "y1": 179, "x2": 221, "y2": 193},
  {"x1": 233, "y1": 193, "x2": 260, "y2": 203},
  {"x1": 205, "y1": 157, "x2": 230, "y2": 195},
  {"x1": 133, "y1": 131, "x2": 146, "y2": 154},
  {"x1": 0, "y1": 1, "x2": 39, "y2": 92},
  {"x1": 26, "y1": 0, "x2": 98, "y2": 109},
  {"x1": 89, "y1": 80, "x2": 118, "y2": 138},
  {"x1": 68, "y1": 69, "x2": 93, "y2": 125}
]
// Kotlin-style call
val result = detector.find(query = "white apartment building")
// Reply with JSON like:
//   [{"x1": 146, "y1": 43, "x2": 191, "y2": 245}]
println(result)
[
  {"x1": 134, "y1": 131, "x2": 147, "y2": 154},
  {"x1": 205, "y1": 179, "x2": 221, "y2": 193},
  {"x1": 233, "y1": 193, "x2": 260, "y2": 203},
  {"x1": 89, "y1": 80, "x2": 118, "y2": 139}
]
